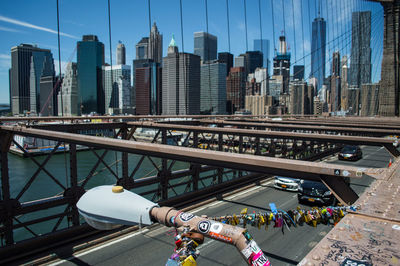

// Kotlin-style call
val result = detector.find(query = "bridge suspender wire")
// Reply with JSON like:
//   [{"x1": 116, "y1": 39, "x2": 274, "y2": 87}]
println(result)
[
  {"x1": 56, "y1": 0, "x2": 69, "y2": 199},
  {"x1": 258, "y1": 0, "x2": 263, "y2": 56},
  {"x1": 300, "y1": 0, "x2": 305, "y2": 66},
  {"x1": 307, "y1": 0, "x2": 312, "y2": 78},
  {"x1": 271, "y1": 0, "x2": 276, "y2": 55},
  {"x1": 56, "y1": 0, "x2": 63, "y2": 117},
  {"x1": 243, "y1": 0, "x2": 248, "y2": 52},
  {"x1": 205, "y1": 0, "x2": 213, "y2": 113},
  {"x1": 292, "y1": 7, "x2": 382, "y2": 84},
  {"x1": 107, "y1": 0, "x2": 119, "y2": 178},
  {"x1": 291, "y1": 0, "x2": 296, "y2": 64},
  {"x1": 148, "y1": 0, "x2": 151, "y2": 33},
  {"x1": 282, "y1": 0, "x2": 286, "y2": 37},
  {"x1": 179, "y1": 0, "x2": 187, "y2": 114},
  {"x1": 226, "y1": 0, "x2": 231, "y2": 53}
]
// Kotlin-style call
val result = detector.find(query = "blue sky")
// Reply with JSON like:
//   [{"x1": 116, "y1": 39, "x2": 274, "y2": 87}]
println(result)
[{"x1": 0, "y1": 0, "x2": 383, "y2": 104}]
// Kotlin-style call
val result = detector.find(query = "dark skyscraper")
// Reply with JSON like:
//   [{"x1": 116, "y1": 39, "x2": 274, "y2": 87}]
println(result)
[
  {"x1": 226, "y1": 67, "x2": 246, "y2": 113},
  {"x1": 77, "y1": 35, "x2": 105, "y2": 114},
  {"x1": 293, "y1": 65, "x2": 305, "y2": 80},
  {"x1": 273, "y1": 36, "x2": 291, "y2": 94},
  {"x1": 349, "y1": 11, "x2": 371, "y2": 88},
  {"x1": 218, "y1": 52, "x2": 233, "y2": 76},
  {"x1": 194, "y1": 32, "x2": 217, "y2": 62},
  {"x1": 245, "y1": 51, "x2": 263, "y2": 75},
  {"x1": 253, "y1": 39, "x2": 270, "y2": 70},
  {"x1": 310, "y1": 16, "x2": 326, "y2": 91},
  {"x1": 135, "y1": 60, "x2": 162, "y2": 115},
  {"x1": 9, "y1": 44, "x2": 55, "y2": 115}
]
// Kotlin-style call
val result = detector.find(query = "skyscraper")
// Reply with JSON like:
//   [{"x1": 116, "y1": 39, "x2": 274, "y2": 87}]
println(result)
[
  {"x1": 136, "y1": 37, "x2": 149, "y2": 59},
  {"x1": 9, "y1": 44, "x2": 55, "y2": 115},
  {"x1": 226, "y1": 67, "x2": 246, "y2": 113},
  {"x1": 194, "y1": 32, "x2": 217, "y2": 62},
  {"x1": 349, "y1": 11, "x2": 371, "y2": 88},
  {"x1": 273, "y1": 36, "x2": 291, "y2": 94},
  {"x1": 58, "y1": 62, "x2": 78, "y2": 116},
  {"x1": 135, "y1": 60, "x2": 162, "y2": 115},
  {"x1": 218, "y1": 52, "x2": 233, "y2": 76},
  {"x1": 289, "y1": 81, "x2": 310, "y2": 115},
  {"x1": 77, "y1": 35, "x2": 105, "y2": 114},
  {"x1": 39, "y1": 56, "x2": 58, "y2": 116},
  {"x1": 200, "y1": 61, "x2": 227, "y2": 114},
  {"x1": 116, "y1": 41, "x2": 126, "y2": 65},
  {"x1": 253, "y1": 39, "x2": 270, "y2": 70},
  {"x1": 293, "y1": 65, "x2": 305, "y2": 80},
  {"x1": 102, "y1": 65, "x2": 131, "y2": 114},
  {"x1": 148, "y1": 22, "x2": 163, "y2": 64},
  {"x1": 162, "y1": 35, "x2": 201, "y2": 115},
  {"x1": 310, "y1": 17, "x2": 326, "y2": 91},
  {"x1": 330, "y1": 51, "x2": 341, "y2": 112},
  {"x1": 245, "y1": 51, "x2": 263, "y2": 75}
]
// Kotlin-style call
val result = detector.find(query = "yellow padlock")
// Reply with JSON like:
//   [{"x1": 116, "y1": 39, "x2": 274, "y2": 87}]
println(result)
[
  {"x1": 241, "y1": 208, "x2": 248, "y2": 215},
  {"x1": 182, "y1": 255, "x2": 197, "y2": 266}
]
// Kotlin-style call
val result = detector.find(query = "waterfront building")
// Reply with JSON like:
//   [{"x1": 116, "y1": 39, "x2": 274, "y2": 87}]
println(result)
[
  {"x1": 289, "y1": 81, "x2": 311, "y2": 115},
  {"x1": 102, "y1": 64, "x2": 131, "y2": 114},
  {"x1": 346, "y1": 86, "x2": 360, "y2": 115},
  {"x1": 10, "y1": 44, "x2": 55, "y2": 115},
  {"x1": 194, "y1": 32, "x2": 217, "y2": 62},
  {"x1": 77, "y1": 35, "x2": 105, "y2": 114}
]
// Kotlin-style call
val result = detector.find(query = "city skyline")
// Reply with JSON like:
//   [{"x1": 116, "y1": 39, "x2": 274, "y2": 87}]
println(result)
[{"x1": 0, "y1": 0, "x2": 383, "y2": 104}]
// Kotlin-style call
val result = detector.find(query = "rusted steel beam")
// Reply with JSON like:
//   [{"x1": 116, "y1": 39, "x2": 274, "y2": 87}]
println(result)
[
  {"x1": 0, "y1": 126, "x2": 371, "y2": 182},
  {"x1": 320, "y1": 176, "x2": 359, "y2": 205},
  {"x1": 128, "y1": 121, "x2": 399, "y2": 156},
  {"x1": 198, "y1": 119, "x2": 400, "y2": 137},
  {"x1": 231, "y1": 118, "x2": 400, "y2": 130}
]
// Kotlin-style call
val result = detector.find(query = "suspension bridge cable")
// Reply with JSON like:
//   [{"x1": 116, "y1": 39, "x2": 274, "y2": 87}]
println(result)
[
  {"x1": 282, "y1": 0, "x2": 286, "y2": 37},
  {"x1": 243, "y1": 0, "x2": 248, "y2": 51},
  {"x1": 56, "y1": 0, "x2": 63, "y2": 117},
  {"x1": 148, "y1": 0, "x2": 151, "y2": 33},
  {"x1": 179, "y1": 0, "x2": 187, "y2": 114},
  {"x1": 292, "y1": 0, "x2": 296, "y2": 62},
  {"x1": 300, "y1": 0, "x2": 305, "y2": 66},
  {"x1": 226, "y1": 0, "x2": 231, "y2": 53},
  {"x1": 205, "y1": 0, "x2": 213, "y2": 113},
  {"x1": 271, "y1": 0, "x2": 276, "y2": 55},
  {"x1": 258, "y1": 0, "x2": 263, "y2": 55}
]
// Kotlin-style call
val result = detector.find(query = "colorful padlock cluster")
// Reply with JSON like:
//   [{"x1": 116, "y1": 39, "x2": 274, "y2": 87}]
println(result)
[
  {"x1": 166, "y1": 226, "x2": 204, "y2": 266},
  {"x1": 210, "y1": 205, "x2": 358, "y2": 231}
]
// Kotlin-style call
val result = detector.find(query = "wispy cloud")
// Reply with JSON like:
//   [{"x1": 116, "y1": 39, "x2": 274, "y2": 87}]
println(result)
[
  {"x1": 0, "y1": 25, "x2": 24, "y2": 33},
  {"x1": 0, "y1": 15, "x2": 78, "y2": 39},
  {"x1": 0, "y1": 54, "x2": 11, "y2": 60}
]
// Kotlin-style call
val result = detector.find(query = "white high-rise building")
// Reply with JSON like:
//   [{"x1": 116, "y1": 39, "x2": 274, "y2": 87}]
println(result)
[
  {"x1": 102, "y1": 65, "x2": 131, "y2": 114},
  {"x1": 58, "y1": 62, "x2": 78, "y2": 116}
]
